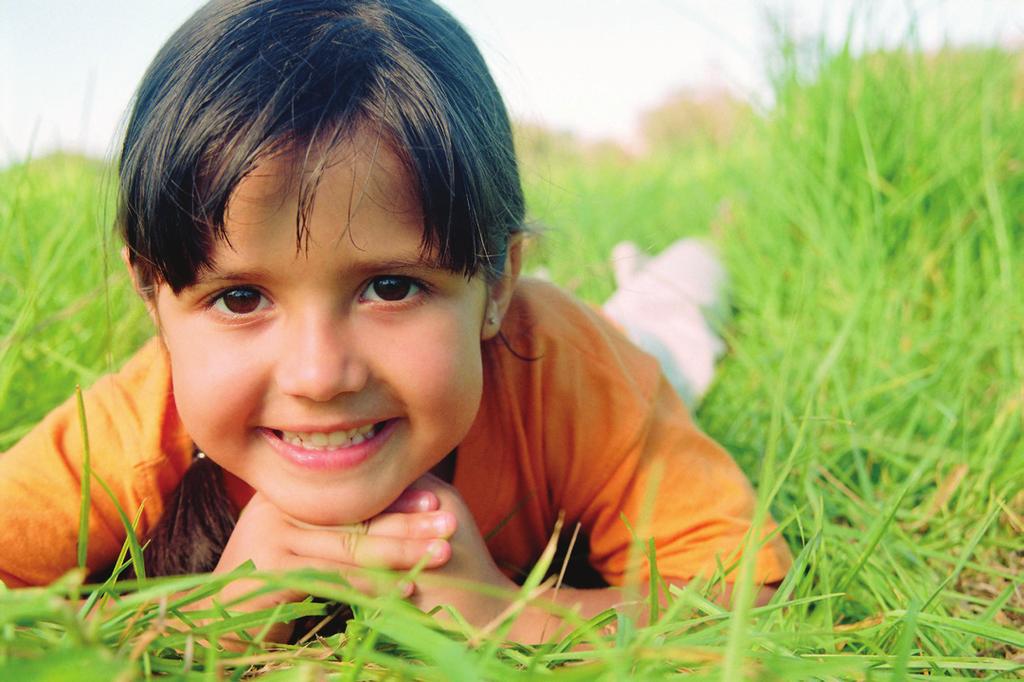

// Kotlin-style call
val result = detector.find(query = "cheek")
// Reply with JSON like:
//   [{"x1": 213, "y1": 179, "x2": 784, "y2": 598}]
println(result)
[
  {"x1": 384, "y1": 314, "x2": 484, "y2": 419},
  {"x1": 162, "y1": 326, "x2": 266, "y2": 444}
]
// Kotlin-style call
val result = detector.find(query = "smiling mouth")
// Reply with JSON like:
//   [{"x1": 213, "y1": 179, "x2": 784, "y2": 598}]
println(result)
[{"x1": 271, "y1": 422, "x2": 385, "y2": 450}]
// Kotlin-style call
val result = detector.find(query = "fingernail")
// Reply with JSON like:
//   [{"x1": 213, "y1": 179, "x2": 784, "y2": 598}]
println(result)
[
  {"x1": 417, "y1": 491, "x2": 439, "y2": 511},
  {"x1": 432, "y1": 512, "x2": 454, "y2": 536},
  {"x1": 426, "y1": 539, "x2": 448, "y2": 560},
  {"x1": 398, "y1": 580, "x2": 415, "y2": 597}
]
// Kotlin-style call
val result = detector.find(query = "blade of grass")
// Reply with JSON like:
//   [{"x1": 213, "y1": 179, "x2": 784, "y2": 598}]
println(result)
[
  {"x1": 86, "y1": 469, "x2": 147, "y2": 582},
  {"x1": 75, "y1": 385, "x2": 91, "y2": 571}
]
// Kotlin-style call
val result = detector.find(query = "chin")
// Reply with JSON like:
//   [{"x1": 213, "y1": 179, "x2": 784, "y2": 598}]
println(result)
[{"x1": 277, "y1": 490, "x2": 393, "y2": 527}]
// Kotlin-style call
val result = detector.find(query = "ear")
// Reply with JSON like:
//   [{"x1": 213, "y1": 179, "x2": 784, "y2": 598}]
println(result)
[
  {"x1": 481, "y1": 233, "x2": 524, "y2": 340},
  {"x1": 122, "y1": 246, "x2": 160, "y2": 327}
]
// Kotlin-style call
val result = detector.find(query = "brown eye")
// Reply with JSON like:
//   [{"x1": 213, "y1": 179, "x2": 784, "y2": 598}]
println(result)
[
  {"x1": 215, "y1": 288, "x2": 265, "y2": 315},
  {"x1": 365, "y1": 276, "x2": 418, "y2": 302}
]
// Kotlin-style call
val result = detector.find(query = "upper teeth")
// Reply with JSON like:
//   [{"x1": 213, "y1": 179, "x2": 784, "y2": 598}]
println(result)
[{"x1": 280, "y1": 423, "x2": 377, "y2": 450}]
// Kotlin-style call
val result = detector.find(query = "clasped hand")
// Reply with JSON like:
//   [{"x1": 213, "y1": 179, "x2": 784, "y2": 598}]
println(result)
[{"x1": 211, "y1": 474, "x2": 516, "y2": 641}]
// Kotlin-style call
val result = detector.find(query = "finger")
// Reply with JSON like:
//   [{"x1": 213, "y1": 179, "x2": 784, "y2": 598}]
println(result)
[
  {"x1": 365, "y1": 511, "x2": 456, "y2": 539},
  {"x1": 277, "y1": 555, "x2": 416, "y2": 598},
  {"x1": 285, "y1": 511, "x2": 455, "y2": 539},
  {"x1": 383, "y1": 488, "x2": 440, "y2": 513},
  {"x1": 406, "y1": 473, "x2": 462, "y2": 507},
  {"x1": 406, "y1": 472, "x2": 450, "y2": 493},
  {"x1": 405, "y1": 474, "x2": 468, "y2": 521},
  {"x1": 286, "y1": 530, "x2": 451, "y2": 570}
]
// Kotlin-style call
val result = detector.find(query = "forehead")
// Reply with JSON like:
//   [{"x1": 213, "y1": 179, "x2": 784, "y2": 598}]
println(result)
[
  {"x1": 228, "y1": 133, "x2": 420, "y2": 224},
  {"x1": 199, "y1": 131, "x2": 439, "y2": 275}
]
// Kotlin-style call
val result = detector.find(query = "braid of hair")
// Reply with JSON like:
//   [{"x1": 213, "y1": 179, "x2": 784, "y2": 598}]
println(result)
[{"x1": 142, "y1": 452, "x2": 236, "y2": 577}]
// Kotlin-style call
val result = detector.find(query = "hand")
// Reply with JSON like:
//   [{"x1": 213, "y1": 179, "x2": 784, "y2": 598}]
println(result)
[
  {"x1": 204, "y1": 487, "x2": 456, "y2": 643},
  {"x1": 404, "y1": 475, "x2": 519, "y2": 633},
  {"x1": 403, "y1": 476, "x2": 640, "y2": 643}
]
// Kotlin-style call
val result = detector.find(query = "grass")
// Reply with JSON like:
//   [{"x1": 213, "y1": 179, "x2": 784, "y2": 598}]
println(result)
[{"x1": 2, "y1": 28, "x2": 1023, "y2": 681}]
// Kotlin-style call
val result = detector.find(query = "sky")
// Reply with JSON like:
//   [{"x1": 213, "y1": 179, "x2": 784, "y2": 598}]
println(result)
[{"x1": 1, "y1": 1, "x2": 1023, "y2": 166}]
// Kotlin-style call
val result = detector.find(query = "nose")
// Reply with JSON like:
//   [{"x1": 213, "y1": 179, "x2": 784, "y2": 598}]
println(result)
[{"x1": 274, "y1": 312, "x2": 369, "y2": 402}]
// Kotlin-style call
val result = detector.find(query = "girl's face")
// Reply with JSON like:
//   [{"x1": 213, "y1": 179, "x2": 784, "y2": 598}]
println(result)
[{"x1": 150, "y1": 133, "x2": 512, "y2": 525}]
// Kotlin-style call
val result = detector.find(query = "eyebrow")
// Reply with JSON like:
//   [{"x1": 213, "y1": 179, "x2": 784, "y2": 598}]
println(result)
[
  {"x1": 189, "y1": 256, "x2": 448, "y2": 287},
  {"x1": 190, "y1": 269, "x2": 275, "y2": 287},
  {"x1": 335, "y1": 257, "x2": 455, "y2": 282},
  {"x1": 349, "y1": 256, "x2": 446, "y2": 272}
]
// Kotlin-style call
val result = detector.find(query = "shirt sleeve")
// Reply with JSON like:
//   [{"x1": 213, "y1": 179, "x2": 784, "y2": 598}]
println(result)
[
  {"x1": 570, "y1": 370, "x2": 792, "y2": 586},
  {"x1": 0, "y1": 338, "x2": 193, "y2": 587},
  {"x1": 520, "y1": 285, "x2": 791, "y2": 587}
]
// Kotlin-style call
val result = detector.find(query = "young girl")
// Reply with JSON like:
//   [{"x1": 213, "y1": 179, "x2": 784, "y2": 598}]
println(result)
[{"x1": 0, "y1": 0, "x2": 789, "y2": 641}]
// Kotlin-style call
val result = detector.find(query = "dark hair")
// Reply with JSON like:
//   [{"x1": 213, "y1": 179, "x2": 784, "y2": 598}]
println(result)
[
  {"x1": 121, "y1": 0, "x2": 525, "y2": 578},
  {"x1": 119, "y1": 0, "x2": 524, "y2": 294},
  {"x1": 141, "y1": 454, "x2": 236, "y2": 576}
]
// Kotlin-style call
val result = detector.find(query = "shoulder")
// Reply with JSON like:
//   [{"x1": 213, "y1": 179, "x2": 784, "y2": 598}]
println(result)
[
  {"x1": 497, "y1": 278, "x2": 664, "y2": 401},
  {"x1": 462, "y1": 279, "x2": 669, "y2": 544},
  {"x1": 89, "y1": 338, "x2": 191, "y2": 463},
  {"x1": 0, "y1": 337, "x2": 192, "y2": 585},
  {"x1": 481, "y1": 278, "x2": 669, "y2": 460}
]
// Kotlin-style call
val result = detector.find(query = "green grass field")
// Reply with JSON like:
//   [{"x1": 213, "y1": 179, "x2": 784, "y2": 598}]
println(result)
[{"x1": 1, "y1": 34, "x2": 1022, "y2": 680}]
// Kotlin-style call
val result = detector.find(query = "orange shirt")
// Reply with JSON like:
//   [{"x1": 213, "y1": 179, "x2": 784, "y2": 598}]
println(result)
[{"x1": 0, "y1": 279, "x2": 790, "y2": 588}]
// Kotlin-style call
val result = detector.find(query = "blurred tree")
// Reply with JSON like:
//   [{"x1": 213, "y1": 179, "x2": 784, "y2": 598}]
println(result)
[{"x1": 639, "y1": 87, "x2": 753, "y2": 151}]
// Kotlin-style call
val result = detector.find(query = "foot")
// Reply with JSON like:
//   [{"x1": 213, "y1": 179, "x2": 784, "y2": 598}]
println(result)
[{"x1": 602, "y1": 238, "x2": 727, "y2": 408}]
